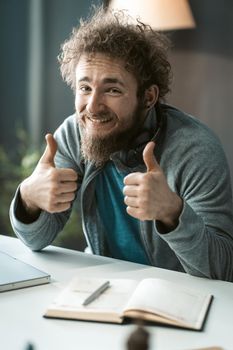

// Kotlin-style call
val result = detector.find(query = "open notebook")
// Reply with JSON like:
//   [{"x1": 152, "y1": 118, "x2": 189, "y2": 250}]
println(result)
[
  {"x1": 44, "y1": 277, "x2": 212, "y2": 330},
  {"x1": 0, "y1": 251, "x2": 50, "y2": 292}
]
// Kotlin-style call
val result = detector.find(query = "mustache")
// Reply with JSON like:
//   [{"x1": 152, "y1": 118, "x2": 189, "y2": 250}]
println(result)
[{"x1": 79, "y1": 110, "x2": 115, "y2": 120}]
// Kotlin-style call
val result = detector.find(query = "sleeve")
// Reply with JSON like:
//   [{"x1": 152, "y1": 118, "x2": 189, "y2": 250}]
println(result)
[
  {"x1": 156, "y1": 118, "x2": 233, "y2": 281},
  {"x1": 9, "y1": 115, "x2": 84, "y2": 251}
]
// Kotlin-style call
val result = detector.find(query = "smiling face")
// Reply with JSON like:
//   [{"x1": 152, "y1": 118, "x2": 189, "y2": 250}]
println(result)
[{"x1": 75, "y1": 53, "x2": 156, "y2": 165}]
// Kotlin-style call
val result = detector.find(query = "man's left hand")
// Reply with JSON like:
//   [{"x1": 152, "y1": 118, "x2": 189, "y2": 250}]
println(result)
[{"x1": 123, "y1": 141, "x2": 183, "y2": 231}]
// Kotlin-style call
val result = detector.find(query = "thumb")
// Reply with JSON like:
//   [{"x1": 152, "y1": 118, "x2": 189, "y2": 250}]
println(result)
[
  {"x1": 143, "y1": 141, "x2": 159, "y2": 172},
  {"x1": 39, "y1": 133, "x2": 57, "y2": 166}
]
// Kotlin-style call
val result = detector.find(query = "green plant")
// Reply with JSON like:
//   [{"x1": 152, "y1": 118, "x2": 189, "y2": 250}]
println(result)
[{"x1": 0, "y1": 129, "x2": 85, "y2": 251}]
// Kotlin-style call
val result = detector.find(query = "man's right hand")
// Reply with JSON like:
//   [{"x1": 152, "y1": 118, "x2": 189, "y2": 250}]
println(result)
[{"x1": 19, "y1": 133, "x2": 78, "y2": 218}]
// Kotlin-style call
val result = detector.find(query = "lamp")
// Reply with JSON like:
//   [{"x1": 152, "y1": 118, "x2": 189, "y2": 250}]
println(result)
[{"x1": 108, "y1": 0, "x2": 195, "y2": 31}]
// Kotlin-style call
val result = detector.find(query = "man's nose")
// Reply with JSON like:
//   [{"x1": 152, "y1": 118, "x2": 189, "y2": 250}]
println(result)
[{"x1": 86, "y1": 91, "x2": 104, "y2": 114}]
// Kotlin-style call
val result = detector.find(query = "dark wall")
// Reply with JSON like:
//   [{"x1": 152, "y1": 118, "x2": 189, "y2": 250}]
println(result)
[
  {"x1": 168, "y1": 0, "x2": 233, "y2": 182},
  {"x1": 0, "y1": 0, "x2": 29, "y2": 148}
]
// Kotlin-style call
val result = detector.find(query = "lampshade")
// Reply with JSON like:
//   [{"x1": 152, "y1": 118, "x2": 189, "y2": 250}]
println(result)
[{"x1": 108, "y1": 0, "x2": 195, "y2": 31}]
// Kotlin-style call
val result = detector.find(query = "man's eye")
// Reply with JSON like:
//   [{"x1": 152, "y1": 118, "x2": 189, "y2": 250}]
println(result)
[
  {"x1": 107, "y1": 88, "x2": 121, "y2": 94},
  {"x1": 79, "y1": 86, "x2": 91, "y2": 93}
]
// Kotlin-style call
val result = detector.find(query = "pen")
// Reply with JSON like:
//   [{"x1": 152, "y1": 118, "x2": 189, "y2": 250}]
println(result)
[{"x1": 82, "y1": 280, "x2": 110, "y2": 306}]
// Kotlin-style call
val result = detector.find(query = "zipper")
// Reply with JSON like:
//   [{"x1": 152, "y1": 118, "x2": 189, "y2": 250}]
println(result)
[
  {"x1": 139, "y1": 220, "x2": 154, "y2": 265},
  {"x1": 80, "y1": 166, "x2": 103, "y2": 253}
]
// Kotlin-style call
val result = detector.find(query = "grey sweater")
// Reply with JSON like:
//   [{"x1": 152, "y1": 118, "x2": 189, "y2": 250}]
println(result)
[{"x1": 9, "y1": 104, "x2": 233, "y2": 281}]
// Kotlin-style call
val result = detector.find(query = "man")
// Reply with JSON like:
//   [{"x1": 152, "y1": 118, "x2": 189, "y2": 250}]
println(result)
[{"x1": 10, "y1": 6, "x2": 233, "y2": 281}]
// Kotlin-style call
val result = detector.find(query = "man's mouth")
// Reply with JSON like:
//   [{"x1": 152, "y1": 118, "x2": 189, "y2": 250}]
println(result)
[{"x1": 87, "y1": 116, "x2": 113, "y2": 123}]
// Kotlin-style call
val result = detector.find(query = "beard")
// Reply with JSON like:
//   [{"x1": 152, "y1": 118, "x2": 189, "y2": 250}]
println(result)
[{"x1": 78, "y1": 102, "x2": 146, "y2": 167}]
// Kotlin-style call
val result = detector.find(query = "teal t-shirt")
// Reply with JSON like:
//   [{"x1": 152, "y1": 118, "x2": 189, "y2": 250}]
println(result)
[{"x1": 95, "y1": 162, "x2": 149, "y2": 265}]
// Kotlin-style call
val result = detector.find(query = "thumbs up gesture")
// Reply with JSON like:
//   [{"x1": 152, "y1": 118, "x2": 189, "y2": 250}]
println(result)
[
  {"x1": 19, "y1": 134, "x2": 78, "y2": 218},
  {"x1": 123, "y1": 142, "x2": 183, "y2": 230}
]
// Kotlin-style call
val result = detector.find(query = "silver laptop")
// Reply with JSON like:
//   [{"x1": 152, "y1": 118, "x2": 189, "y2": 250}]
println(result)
[{"x1": 0, "y1": 251, "x2": 50, "y2": 292}]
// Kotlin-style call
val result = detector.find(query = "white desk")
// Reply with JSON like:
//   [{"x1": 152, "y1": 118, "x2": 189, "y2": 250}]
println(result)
[{"x1": 0, "y1": 235, "x2": 232, "y2": 350}]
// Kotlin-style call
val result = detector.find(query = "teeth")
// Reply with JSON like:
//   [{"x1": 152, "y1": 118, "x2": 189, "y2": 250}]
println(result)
[{"x1": 88, "y1": 117, "x2": 111, "y2": 123}]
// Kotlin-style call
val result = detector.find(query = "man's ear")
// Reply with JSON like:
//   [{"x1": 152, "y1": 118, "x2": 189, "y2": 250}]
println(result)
[{"x1": 144, "y1": 85, "x2": 159, "y2": 109}]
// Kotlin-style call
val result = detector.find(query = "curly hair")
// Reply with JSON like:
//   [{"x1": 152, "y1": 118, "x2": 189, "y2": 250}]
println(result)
[{"x1": 58, "y1": 5, "x2": 172, "y2": 101}]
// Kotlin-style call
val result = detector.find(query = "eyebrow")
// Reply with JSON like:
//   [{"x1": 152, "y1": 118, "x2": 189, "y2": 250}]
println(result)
[{"x1": 77, "y1": 76, "x2": 125, "y2": 87}]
